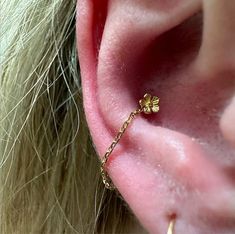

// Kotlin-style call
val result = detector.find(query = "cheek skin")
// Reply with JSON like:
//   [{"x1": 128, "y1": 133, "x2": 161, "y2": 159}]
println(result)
[{"x1": 220, "y1": 97, "x2": 235, "y2": 146}]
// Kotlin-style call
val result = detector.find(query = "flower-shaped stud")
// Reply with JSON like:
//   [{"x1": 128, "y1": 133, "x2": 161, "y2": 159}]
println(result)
[{"x1": 139, "y1": 93, "x2": 160, "y2": 114}]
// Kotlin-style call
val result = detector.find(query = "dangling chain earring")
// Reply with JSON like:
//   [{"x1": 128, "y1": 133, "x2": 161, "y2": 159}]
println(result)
[
  {"x1": 100, "y1": 93, "x2": 176, "y2": 234},
  {"x1": 100, "y1": 93, "x2": 160, "y2": 190}
]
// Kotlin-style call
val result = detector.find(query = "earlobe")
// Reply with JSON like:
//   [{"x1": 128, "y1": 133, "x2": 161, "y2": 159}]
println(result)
[{"x1": 77, "y1": 1, "x2": 235, "y2": 233}]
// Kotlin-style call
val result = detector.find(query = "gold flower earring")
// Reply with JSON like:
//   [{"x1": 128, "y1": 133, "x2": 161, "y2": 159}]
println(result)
[{"x1": 100, "y1": 93, "x2": 160, "y2": 190}]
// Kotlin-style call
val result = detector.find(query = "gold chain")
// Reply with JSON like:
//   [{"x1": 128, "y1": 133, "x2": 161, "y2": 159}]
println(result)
[
  {"x1": 100, "y1": 93, "x2": 160, "y2": 190},
  {"x1": 100, "y1": 108, "x2": 143, "y2": 189}
]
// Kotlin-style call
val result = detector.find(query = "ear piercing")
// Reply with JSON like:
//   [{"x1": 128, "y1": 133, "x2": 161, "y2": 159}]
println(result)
[{"x1": 100, "y1": 93, "x2": 160, "y2": 190}]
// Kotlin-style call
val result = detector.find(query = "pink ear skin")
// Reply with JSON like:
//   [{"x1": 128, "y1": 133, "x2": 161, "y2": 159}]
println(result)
[{"x1": 77, "y1": 0, "x2": 235, "y2": 233}]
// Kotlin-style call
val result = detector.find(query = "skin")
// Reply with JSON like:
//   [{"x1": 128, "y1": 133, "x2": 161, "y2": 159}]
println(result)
[{"x1": 76, "y1": 0, "x2": 235, "y2": 233}]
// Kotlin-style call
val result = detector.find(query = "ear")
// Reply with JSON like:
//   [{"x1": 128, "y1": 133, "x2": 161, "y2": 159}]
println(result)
[{"x1": 76, "y1": 1, "x2": 235, "y2": 233}]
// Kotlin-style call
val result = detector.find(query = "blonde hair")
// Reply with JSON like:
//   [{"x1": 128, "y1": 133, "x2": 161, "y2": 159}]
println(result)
[{"x1": 0, "y1": 0, "x2": 146, "y2": 233}]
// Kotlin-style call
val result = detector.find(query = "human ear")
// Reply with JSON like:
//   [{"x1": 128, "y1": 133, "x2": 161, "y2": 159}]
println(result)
[{"x1": 76, "y1": 1, "x2": 235, "y2": 233}]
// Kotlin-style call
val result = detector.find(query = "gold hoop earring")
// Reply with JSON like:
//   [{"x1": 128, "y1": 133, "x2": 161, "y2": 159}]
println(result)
[
  {"x1": 100, "y1": 93, "x2": 160, "y2": 190},
  {"x1": 167, "y1": 217, "x2": 176, "y2": 234}
]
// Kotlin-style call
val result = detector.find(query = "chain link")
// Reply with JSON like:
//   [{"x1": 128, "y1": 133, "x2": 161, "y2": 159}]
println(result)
[{"x1": 100, "y1": 108, "x2": 143, "y2": 190}]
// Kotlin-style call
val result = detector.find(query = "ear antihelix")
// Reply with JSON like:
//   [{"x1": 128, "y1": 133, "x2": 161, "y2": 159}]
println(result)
[{"x1": 100, "y1": 93, "x2": 160, "y2": 190}]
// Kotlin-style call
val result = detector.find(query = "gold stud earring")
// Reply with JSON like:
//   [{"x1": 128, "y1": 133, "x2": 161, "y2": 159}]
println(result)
[{"x1": 100, "y1": 93, "x2": 160, "y2": 190}]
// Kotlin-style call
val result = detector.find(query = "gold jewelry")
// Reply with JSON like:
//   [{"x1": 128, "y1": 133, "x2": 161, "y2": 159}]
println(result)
[
  {"x1": 167, "y1": 217, "x2": 176, "y2": 234},
  {"x1": 100, "y1": 93, "x2": 160, "y2": 190}
]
